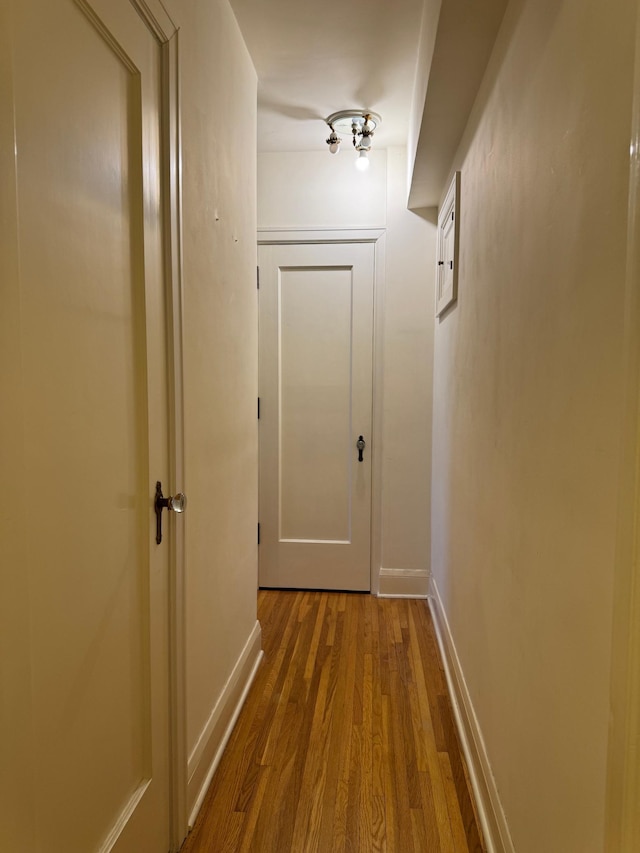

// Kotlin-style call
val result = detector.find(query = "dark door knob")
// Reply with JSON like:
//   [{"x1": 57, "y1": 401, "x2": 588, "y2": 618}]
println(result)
[{"x1": 356, "y1": 435, "x2": 366, "y2": 462}]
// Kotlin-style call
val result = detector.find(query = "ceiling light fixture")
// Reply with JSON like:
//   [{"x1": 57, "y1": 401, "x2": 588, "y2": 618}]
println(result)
[{"x1": 325, "y1": 110, "x2": 381, "y2": 170}]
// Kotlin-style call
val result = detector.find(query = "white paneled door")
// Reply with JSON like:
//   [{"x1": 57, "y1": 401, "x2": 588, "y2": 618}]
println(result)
[
  {"x1": 1, "y1": 1, "x2": 173, "y2": 851},
  {"x1": 258, "y1": 241, "x2": 375, "y2": 591}
]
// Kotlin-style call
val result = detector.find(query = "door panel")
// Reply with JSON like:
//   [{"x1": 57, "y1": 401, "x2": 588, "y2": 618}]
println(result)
[
  {"x1": 280, "y1": 266, "x2": 353, "y2": 542},
  {"x1": 259, "y1": 242, "x2": 375, "y2": 591},
  {"x1": 2, "y1": 1, "x2": 171, "y2": 851}
]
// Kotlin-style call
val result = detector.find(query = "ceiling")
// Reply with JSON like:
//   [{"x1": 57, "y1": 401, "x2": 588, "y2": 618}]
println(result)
[{"x1": 228, "y1": 0, "x2": 426, "y2": 153}]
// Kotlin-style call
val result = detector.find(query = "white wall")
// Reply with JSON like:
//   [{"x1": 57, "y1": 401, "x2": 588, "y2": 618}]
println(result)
[
  {"x1": 381, "y1": 149, "x2": 434, "y2": 584},
  {"x1": 428, "y1": 0, "x2": 636, "y2": 849},
  {"x1": 171, "y1": 0, "x2": 260, "y2": 815},
  {"x1": 258, "y1": 147, "x2": 435, "y2": 595},
  {"x1": 258, "y1": 149, "x2": 387, "y2": 229},
  {"x1": 407, "y1": 0, "x2": 441, "y2": 192}
]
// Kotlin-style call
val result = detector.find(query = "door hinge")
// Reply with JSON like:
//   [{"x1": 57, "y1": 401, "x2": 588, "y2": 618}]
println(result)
[
  {"x1": 257, "y1": 522, "x2": 261, "y2": 545},
  {"x1": 257, "y1": 397, "x2": 261, "y2": 419},
  {"x1": 257, "y1": 266, "x2": 260, "y2": 289}
]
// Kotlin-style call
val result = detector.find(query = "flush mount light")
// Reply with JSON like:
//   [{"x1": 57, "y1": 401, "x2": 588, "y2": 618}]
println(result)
[{"x1": 325, "y1": 110, "x2": 381, "y2": 169}]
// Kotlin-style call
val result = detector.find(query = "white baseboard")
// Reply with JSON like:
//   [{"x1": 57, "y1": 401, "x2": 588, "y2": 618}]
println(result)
[
  {"x1": 377, "y1": 567, "x2": 429, "y2": 598},
  {"x1": 428, "y1": 578, "x2": 514, "y2": 853},
  {"x1": 187, "y1": 620, "x2": 263, "y2": 828}
]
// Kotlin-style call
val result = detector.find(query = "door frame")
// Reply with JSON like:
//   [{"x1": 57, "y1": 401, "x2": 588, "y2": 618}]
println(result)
[
  {"x1": 125, "y1": 2, "x2": 187, "y2": 849},
  {"x1": 605, "y1": 0, "x2": 640, "y2": 848},
  {"x1": 257, "y1": 227, "x2": 386, "y2": 594}
]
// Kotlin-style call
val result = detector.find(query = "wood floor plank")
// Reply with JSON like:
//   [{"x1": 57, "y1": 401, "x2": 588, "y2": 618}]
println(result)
[
  {"x1": 237, "y1": 766, "x2": 271, "y2": 853},
  {"x1": 391, "y1": 599, "x2": 404, "y2": 645},
  {"x1": 371, "y1": 794, "x2": 386, "y2": 853},
  {"x1": 388, "y1": 670, "x2": 418, "y2": 853},
  {"x1": 381, "y1": 694, "x2": 398, "y2": 853},
  {"x1": 360, "y1": 651, "x2": 374, "y2": 848},
  {"x1": 218, "y1": 812, "x2": 244, "y2": 853},
  {"x1": 325, "y1": 594, "x2": 338, "y2": 647},
  {"x1": 327, "y1": 598, "x2": 358, "y2": 853},
  {"x1": 304, "y1": 592, "x2": 328, "y2": 681},
  {"x1": 406, "y1": 606, "x2": 457, "y2": 853},
  {"x1": 290, "y1": 621, "x2": 335, "y2": 852},
  {"x1": 180, "y1": 592, "x2": 486, "y2": 853},
  {"x1": 258, "y1": 595, "x2": 319, "y2": 766},
  {"x1": 439, "y1": 751, "x2": 471, "y2": 853},
  {"x1": 315, "y1": 602, "x2": 348, "y2": 851},
  {"x1": 418, "y1": 769, "x2": 446, "y2": 851},
  {"x1": 346, "y1": 721, "x2": 363, "y2": 852},
  {"x1": 371, "y1": 601, "x2": 385, "y2": 801}
]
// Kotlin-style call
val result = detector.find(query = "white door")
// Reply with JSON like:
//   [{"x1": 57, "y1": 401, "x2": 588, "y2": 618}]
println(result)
[
  {"x1": 0, "y1": 1, "x2": 174, "y2": 851},
  {"x1": 258, "y1": 241, "x2": 375, "y2": 591}
]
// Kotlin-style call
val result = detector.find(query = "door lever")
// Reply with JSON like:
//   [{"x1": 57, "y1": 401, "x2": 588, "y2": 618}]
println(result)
[
  {"x1": 356, "y1": 435, "x2": 366, "y2": 462},
  {"x1": 155, "y1": 481, "x2": 187, "y2": 544}
]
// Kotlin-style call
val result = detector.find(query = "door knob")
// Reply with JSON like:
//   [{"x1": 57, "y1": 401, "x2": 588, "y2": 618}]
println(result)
[
  {"x1": 165, "y1": 492, "x2": 187, "y2": 513},
  {"x1": 356, "y1": 435, "x2": 366, "y2": 462},
  {"x1": 155, "y1": 481, "x2": 187, "y2": 544}
]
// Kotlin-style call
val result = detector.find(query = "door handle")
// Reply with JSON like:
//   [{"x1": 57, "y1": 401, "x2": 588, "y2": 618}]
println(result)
[
  {"x1": 356, "y1": 435, "x2": 366, "y2": 462},
  {"x1": 155, "y1": 481, "x2": 187, "y2": 544}
]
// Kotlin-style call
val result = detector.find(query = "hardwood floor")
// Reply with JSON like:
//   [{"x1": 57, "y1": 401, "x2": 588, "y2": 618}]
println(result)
[{"x1": 180, "y1": 591, "x2": 485, "y2": 852}]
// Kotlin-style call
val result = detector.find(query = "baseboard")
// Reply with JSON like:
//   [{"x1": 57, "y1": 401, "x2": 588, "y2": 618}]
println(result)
[
  {"x1": 187, "y1": 620, "x2": 263, "y2": 828},
  {"x1": 428, "y1": 578, "x2": 515, "y2": 853},
  {"x1": 377, "y1": 567, "x2": 429, "y2": 598}
]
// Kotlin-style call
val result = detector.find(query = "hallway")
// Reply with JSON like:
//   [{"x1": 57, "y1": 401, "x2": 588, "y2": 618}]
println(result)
[
  {"x1": 3, "y1": 0, "x2": 639, "y2": 849},
  {"x1": 181, "y1": 591, "x2": 484, "y2": 852}
]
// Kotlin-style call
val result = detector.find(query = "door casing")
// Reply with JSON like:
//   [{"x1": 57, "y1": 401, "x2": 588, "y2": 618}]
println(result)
[
  {"x1": 132, "y1": 3, "x2": 188, "y2": 848},
  {"x1": 124, "y1": 4, "x2": 188, "y2": 847}
]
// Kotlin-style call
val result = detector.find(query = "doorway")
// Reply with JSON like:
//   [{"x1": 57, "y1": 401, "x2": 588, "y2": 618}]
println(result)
[{"x1": 258, "y1": 238, "x2": 378, "y2": 591}]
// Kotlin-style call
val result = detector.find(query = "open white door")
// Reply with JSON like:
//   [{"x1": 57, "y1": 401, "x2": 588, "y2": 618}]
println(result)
[
  {"x1": 0, "y1": 1, "x2": 177, "y2": 850},
  {"x1": 258, "y1": 241, "x2": 375, "y2": 591}
]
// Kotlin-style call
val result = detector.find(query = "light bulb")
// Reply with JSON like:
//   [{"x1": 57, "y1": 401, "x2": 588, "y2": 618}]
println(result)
[
  {"x1": 355, "y1": 149, "x2": 370, "y2": 171},
  {"x1": 326, "y1": 130, "x2": 341, "y2": 155}
]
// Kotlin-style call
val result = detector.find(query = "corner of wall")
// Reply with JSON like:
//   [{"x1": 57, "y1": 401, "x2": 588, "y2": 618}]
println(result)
[{"x1": 377, "y1": 568, "x2": 430, "y2": 598}]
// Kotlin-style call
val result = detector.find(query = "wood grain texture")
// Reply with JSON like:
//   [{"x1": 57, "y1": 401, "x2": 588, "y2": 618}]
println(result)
[{"x1": 180, "y1": 592, "x2": 486, "y2": 853}]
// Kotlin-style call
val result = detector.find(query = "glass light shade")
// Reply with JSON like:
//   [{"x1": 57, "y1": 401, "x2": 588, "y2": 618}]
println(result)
[
  {"x1": 355, "y1": 150, "x2": 370, "y2": 171},
  {"x1": 329, "y1": 141, "x2": 340, "y2": 154},
  {"x1": 359, "y1": 134, "x2": 372, "y2": 150}
]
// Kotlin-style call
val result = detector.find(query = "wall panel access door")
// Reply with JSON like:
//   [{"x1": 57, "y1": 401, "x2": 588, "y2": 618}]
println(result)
[{"x1": 259, "y1": 241, "x2": 375, "y2": 591}]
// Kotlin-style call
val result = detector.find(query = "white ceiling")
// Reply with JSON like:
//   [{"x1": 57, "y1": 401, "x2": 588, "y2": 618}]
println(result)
[{"x1": 228, "y1": 0, "x2": 426, "y2": 153}]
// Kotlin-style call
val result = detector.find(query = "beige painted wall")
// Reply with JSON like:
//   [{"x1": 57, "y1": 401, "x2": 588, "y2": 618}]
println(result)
[
  {"x1": 407, "y1": 0, "x2": 441, "y2": 185},
  {"x1": 171, "y1": 0, "x2": 259, "y2": 765},
  {"x1": 429, "y1": 0, "x2": 636, "y2": 849},
  {"x1": 258, "y1": 149, "x2": 387, "y2": 229},
  {"x1": 258, "y1": 147, "x2": 435, "y2": 591},
  {"x1": 382, "y1": 149, "x2": 434, "y2": 577}
]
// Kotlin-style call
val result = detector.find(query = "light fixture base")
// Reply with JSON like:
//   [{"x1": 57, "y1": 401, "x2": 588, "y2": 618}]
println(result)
[{"x1": 325, "y1": 110, "x2": 381, "y2": 136}]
